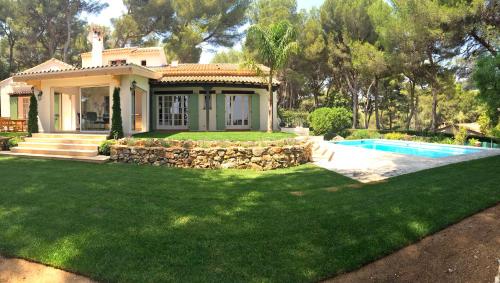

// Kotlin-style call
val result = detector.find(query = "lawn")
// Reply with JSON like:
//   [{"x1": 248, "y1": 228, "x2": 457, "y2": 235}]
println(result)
[
  {"x1": 133, "y1": 131, "x2": 296, "y2": 141},
  {"x1": 0, "y1": 156, "x2": 498, "y2": 282},
  {"x1": 0, "y1": 132, "x2": 27, "y2": 138}
]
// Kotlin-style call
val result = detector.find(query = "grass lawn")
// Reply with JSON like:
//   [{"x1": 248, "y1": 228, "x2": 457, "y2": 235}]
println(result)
[
  {"x1": 0, "y1": 156, "x2": 498, "y2": 282},
  {"x1": 133, "y1": 131, "x2": 296, "y2": 141},
  {"x1": 0, "y1": 132, "x2": 27, "y2": 138}
]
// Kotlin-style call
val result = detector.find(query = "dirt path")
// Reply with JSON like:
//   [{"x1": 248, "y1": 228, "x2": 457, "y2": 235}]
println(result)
[
  {"x1": 0, "y1": 256, "x2": 94, "y2": 283},
  {"x1": 326, "y1": 203, "x2": 500, "y2": 283}
]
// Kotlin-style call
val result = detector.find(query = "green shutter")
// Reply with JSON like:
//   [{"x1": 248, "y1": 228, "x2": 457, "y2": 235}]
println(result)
[
  {"x1": 251, "y1": 94, "x2": 260, "y2": 130},
  {"x1": 9, "y1": 97, "x2": 18, "y2": 119},
  {"x1": 188, "y1": 93, "x2": 199, "y2": 131},
  {"x1": 216, "y1": 93, "x2": 225, "y2": 130}
]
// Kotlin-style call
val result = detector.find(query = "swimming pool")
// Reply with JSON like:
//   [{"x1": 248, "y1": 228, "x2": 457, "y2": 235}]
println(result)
[{"x1": 333, "y1": 139, "x2": 482, "y2": 158}]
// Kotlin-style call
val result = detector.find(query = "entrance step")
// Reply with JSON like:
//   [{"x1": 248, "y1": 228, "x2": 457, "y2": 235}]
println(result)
[
  {"x1": 17, "y1": 142, "x2": 98, "y2": 151},
  {"x1": 0, "y1": 151, "x2": 109, "y2": 163},
  {"x1": 26, "y1": 137, "x2": 104, "y2": 145},
  {"x1": 11, "y1": 147, "x2": 98, "y2": 157},
  {"x1": 32, "y1": 133, "x2": 107, "y2": 141}
]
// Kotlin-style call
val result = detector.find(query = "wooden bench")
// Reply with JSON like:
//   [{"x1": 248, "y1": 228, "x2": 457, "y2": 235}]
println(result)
[{"x1": 0, "y1": 118, "x2": 27, "y2": 132}]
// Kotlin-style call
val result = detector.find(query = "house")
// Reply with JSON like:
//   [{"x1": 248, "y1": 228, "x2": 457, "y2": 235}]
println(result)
[
  {"x1": 0, "y1": 26, "x2": 278, "y2": 136},
  {"x1": 437, "y1": 123, "x2": 485, "y2": 137}
]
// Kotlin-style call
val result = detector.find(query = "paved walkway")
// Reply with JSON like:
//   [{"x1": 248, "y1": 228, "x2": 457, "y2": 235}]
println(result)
[
  {"x1": 316, "y1": 141, "x2": 500, "y2": 183},
  {"x1": 325, "y1": 204, "x2": 500, "y2": 283}
]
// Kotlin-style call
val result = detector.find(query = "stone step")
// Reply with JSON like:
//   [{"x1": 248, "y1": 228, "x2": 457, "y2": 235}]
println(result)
[
  {"x1": 26, "y1": 137, "x2": 103, "y2": 145},
  {"x1": 18, "y1": 142, "x2": 98, "y2": 151},
  {"x1": 0, "y1": 151, "x2": 109, "y2": 163},
  {"x1": 32, "y1": 133, "x2": 107, "y2": 140},
  {"x1": 11, "y1": 147, "x2": 98, "y2": 157}
]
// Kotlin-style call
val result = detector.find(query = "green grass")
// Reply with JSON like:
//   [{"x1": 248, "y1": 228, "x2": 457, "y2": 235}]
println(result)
[
  {"x1": 0, "y1": 132, "x2": 27, "y2": 138},
  {"x1": 0, "y1": 156, "x2": 499, "y2": 282},
  {"x1": 133, "y1": 131, "x2": 296, "y2": 141}
]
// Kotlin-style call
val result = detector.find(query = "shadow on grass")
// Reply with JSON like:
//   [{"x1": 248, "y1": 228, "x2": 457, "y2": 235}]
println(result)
[{"x1": 0, "y1": 156, "x2": 498, "y2": 282}]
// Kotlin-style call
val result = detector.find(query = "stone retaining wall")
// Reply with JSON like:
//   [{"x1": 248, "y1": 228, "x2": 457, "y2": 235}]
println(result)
[{"x1": 110, "y1": 142, "x2": 312, "y2": 170}]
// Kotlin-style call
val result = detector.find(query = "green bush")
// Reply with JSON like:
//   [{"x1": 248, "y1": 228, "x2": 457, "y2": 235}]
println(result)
[
  {"x1": 308, "y1": 107, "x2": 351, "y2": 136},
  {"x1": 110, "y1": 87, "x2": 124, "y2": 139},
  {"x1": 491, "y1": 123, "x2": 500, "y2": 138},
  {"x1": 7, "y1": 136, "x2": 24, "y2": 149},
  {"x1": 383, "y1": 132, "x2": 408, "y2": 140},
  {"x1": 467, "y1": 138, "x2": 480, "y2": 146},
  {"x1": 454, "y1": 126, "x2": 468, "y2": 145},
  {"x1": 279, "y1": 109, "x2": 309, "y2": 127},
  {"x1": 27, "y1": 94, "x2": 39, "y2": 136},
  {"x1": 346, "y1": 129, "x2": 381, "y2": 140},
  {"x1": 98, "y1": 140, "x2": 116, "y2": 156}
]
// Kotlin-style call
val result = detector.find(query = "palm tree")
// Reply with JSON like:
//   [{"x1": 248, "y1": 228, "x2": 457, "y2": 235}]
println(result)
[{"x1": 247, "y1": 21, "x2": 298, "y2": 132}]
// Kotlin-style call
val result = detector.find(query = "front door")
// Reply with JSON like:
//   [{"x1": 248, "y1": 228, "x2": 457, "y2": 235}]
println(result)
[
  {"x1": 54, "y1": 92, "x2": 61, "y2": 131},
  {"x1": 156, "y1": 95, "x2": 188, "y2": 130}
]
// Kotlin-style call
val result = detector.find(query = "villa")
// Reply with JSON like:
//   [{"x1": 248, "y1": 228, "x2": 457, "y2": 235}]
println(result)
[{"x1": 0, "y1": 27, "x2": 278, "y2": 136}]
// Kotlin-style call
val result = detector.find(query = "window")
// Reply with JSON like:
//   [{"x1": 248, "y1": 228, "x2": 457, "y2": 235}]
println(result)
[
  {"x1": 18, "y1": 97, "x2": 30, "y2": 119},
  {"x1": 141, "y1": 60, "x2": 147, "y2": 66},
  {"x1": 157, "y1": 95, "x2": 188, "y2": 129},
  {"x1": 109, "y1": 59, "x2": 126, "y2": 65},
  {"x1": 225, "y1": 94, "x2": 250, "y2": 129}
]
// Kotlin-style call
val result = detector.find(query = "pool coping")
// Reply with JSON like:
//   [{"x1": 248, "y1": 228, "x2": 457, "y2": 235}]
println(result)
[{"x1": 315, "y1": 139, "x2": 500, "y2": 183}]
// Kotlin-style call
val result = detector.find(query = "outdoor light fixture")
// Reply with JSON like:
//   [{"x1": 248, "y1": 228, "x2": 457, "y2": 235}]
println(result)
[
  {"x1": 130, "y1": 80, "x2": 137, "y2": 91},
  {"x1": 33, "y1": 87, "x2": 43, "y2": 101}
]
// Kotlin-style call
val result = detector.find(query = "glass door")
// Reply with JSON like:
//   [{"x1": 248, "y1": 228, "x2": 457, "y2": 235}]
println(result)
[
  {"x1": 131, "y1": 88, "x2": 144, "y2": 132},
  {"x1": 157, "y1": 95, "x2": 188, "y2": 130},
  {"x1": 80, "y1": 86, "x2": 110, "y2": 131},
  {"x1": 225, "y1": 94, "x2": 250, "y2": 129},
  {"x1": 54, "y1": 92, "x2": 61, "y2": 131}
]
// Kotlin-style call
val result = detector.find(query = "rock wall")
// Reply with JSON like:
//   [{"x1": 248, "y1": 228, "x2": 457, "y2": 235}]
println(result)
[{"x1": 110, "y1": 143, "x2": 312, "y2": 170}]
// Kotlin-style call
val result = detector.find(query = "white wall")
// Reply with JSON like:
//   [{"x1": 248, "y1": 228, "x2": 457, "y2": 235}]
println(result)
[{"x1": 0, "y1": 78, "x2": 13, "y2": 117}]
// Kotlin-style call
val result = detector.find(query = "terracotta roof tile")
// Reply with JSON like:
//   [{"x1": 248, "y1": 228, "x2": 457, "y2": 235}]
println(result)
[{"x1": 9, "y1": 85, "x2": 33, "y2": 96}]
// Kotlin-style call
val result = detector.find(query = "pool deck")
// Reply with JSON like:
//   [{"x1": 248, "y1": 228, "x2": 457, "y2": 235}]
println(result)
[{"x1": 315, "y1": 140, "x2": 500, "y2": 183}]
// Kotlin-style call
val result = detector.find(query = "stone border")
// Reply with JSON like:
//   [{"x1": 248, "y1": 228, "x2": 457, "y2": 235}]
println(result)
[{"x1": 110, "y1": 142, "x2": 312, "y2": 170}]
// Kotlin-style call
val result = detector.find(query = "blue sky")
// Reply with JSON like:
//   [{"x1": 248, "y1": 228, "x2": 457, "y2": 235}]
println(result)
[{"x1": 84, "y1": 0, "x2": 325, "y2": 63}]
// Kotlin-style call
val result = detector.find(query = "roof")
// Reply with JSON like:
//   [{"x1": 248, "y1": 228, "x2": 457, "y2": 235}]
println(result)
[
  {"x1": 13, "y1": 63, "x2": 161, "y2": 81},
  {"x1": 437, "y1": 123, "x2": 484, "y2": 137},
  {"x1": 23, "y1": 58, "x2": 73, "y2": 73},
  {"x1": 155, "y1": 63, "x2": 277, "y2": 86},
  {"x1": 81, "y1": 47, "x2": 164, "y2": 57},
  {"x1": 9, "y1": 85, "x2": 33, "y2": 96}
]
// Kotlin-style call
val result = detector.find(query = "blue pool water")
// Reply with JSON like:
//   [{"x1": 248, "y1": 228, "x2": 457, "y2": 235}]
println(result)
[{"x1": 333, "y1": 139, "x2": 482, "y2": 158}]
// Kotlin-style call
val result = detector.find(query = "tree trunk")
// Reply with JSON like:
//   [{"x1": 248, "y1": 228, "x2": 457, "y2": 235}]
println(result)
[
  {"x1": 63, "y1": 4, "x2": 72, "y2": 63},
  {"x1": 364, "y1": 79, "x2": 375, "y2": 128},
  {"x1": 405, "y1": 80, "x2": 415, "y2": 130},
  {"x1": 414, "y1": 92, "x2": 419, "y2": 130},
  {"x1": 345, "y1": 74, "x2": 358, "y2": 129},
  {"x1": 430, "y1": 87, "x2": 438, "y2": 132},
  {"x1": 267, "y1": 70, "x2": 274, "y2": 132},
  {"x1": 374, "y1": 78, "x2": 380, "y2": 130},
  {"x1": 8, "y1": 41, "x2": 15, "y2": 73}
]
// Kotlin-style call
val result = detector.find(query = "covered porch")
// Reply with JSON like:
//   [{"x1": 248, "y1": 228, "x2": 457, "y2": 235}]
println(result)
[{"x1": 12, "y1": 64, "x2": 159, "y2": 135}]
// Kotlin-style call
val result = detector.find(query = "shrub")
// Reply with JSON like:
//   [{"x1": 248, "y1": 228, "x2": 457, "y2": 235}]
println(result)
[
  {"x1": 346, "y1": 129, "x2": 381, "y2": 140},
  {"x1": 98, "y1": 140, "x2": 116, "y2": 156},
  {"x1": 468, "y1": 138, "x2": 480, "y2": 146},
  {"x1": 7, "y1": 136, "x2": 24, "y2": 149},
  {"x1": 110, "y1": 87, "x2": 124, "y2": 139},
  {"x1": 279, "y1": 109, "x2": 309, "y2": 127},
  {"x1": 383, "y1": 132, "x2": 407, "y2": 140},
  {"x1": 441, "y1": 137, "x2": 455, "y2": 144},
  {"x1": 454, "y1": 126, "x2": 468, "y2": 145},
  {"x1": 27, "y1": 94, "x2": 39, "y2": 136},
  {"x1": 308, "y1": 107, "x2": 351, "y2": 136},
  {"x1": 491, "y1": 123, "x2": 500, "y2": 138}
]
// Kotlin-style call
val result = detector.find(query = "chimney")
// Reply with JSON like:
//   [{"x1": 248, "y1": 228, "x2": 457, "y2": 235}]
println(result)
[{"x1": 87, "y1": 25, "x2": 104, "y2": 67}]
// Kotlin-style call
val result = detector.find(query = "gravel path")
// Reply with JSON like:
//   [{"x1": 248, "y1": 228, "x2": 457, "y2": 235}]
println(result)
[{"x1": 326, "y1": 204, "x2": 500, "y2": 283}]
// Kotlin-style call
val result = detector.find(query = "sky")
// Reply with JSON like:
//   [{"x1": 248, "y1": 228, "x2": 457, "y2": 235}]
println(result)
[{"x1": 84, "y1": 0, "x2": 325, "y2": 63}]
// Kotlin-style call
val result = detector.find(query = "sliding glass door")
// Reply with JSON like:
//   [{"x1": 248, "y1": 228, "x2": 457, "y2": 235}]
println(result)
[
  {"x1": 157, "y1": 95, "x2": 188, "y2": 130},
  {"x1": 225, "y1": 94, "x2": 250, "y2": 129},
  {"x1": 80, "y1": 86, "x2": 110, "y2": 131}
]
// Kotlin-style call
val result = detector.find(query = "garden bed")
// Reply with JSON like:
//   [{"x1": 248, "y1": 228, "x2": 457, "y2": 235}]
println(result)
[{"x1": 110, "y1": 139, "x2": 312, "y2": 170}]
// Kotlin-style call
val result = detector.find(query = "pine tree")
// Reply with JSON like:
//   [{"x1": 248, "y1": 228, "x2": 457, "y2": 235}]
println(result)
[
  {"x1": 110, "y1": 87, "x2": 124, "y2": 139},
  {"x1": 27, "y1": 93, "x2": 39, "y2": 136}
]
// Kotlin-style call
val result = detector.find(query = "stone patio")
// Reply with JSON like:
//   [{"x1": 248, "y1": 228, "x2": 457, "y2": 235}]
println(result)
[{"x1": 315, "y1": 142, "x2": 500, "y2": 183}]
